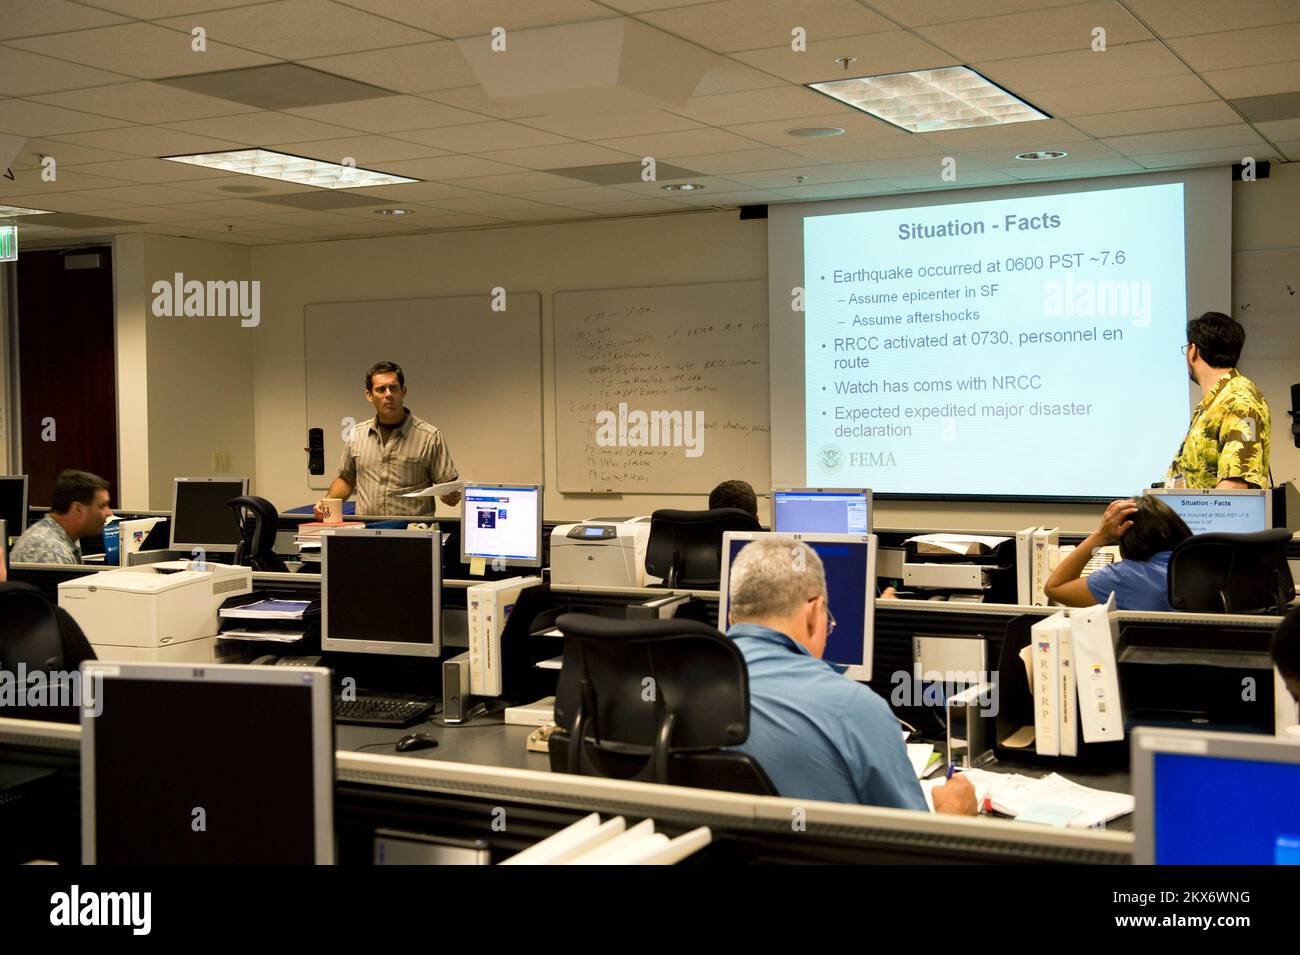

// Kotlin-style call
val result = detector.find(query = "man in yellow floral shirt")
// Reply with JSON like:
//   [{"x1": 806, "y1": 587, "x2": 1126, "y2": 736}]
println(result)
[{"x1": 1167, "y1": 312, "x2": 1270, "y2": 489}]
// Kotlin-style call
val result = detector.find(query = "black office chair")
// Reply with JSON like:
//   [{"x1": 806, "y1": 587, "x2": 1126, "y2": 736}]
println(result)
[
  {"x1": 644, "y1": 507, "x2": 761, "y2": 589},
  {"x1": 0, "y1": 582, "x2": 95, "y2": 724},
  {"x1": 1167, "y1": 529, "x2": 1296, "y2": 614},
  {"x1": 228, "y1": 495, "x2": 289, "y2": 573},
  {"x1": 548, "y1": 612, "x2": 776, "y2": 795}
]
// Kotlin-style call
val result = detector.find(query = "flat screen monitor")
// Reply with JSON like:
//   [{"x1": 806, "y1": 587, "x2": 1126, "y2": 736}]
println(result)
[
  {"x1": 81, "y1": 661, "x2": 334, "y2": 864},
  {"x1": 169, "y1": 477, "x2": 249, "y2": 554},
  {"x1": 0, "y1": 475, "x2": 28, "y2": 542},
  {"x1": 1145, "y1": 487, "x2": 1272, "y2": 535},
  {"x1": 772, "y1": 487, "x2": 872, "y2": 534},
  {"x1": 1133, "y1": 727, "x2": 1300, "y2": 865},
  {"x1": 720, "y1": 531, "x2": 876, "y2": 681},
  {"x1": 460, "y1": 483, "x2": 542, "y2": 568},
  {"x1": 322, "y1": 528, "x2": 441, "y2": 656}
]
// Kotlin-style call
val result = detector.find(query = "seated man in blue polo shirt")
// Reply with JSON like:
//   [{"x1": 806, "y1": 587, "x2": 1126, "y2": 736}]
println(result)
[{"x1": 726, "y1": 537, "x2": 975, "y2": 814}]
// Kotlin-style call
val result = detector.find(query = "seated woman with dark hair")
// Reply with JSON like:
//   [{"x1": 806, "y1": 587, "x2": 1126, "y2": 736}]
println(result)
[{"x1": 1045, "y1": 495, "x2": 1194, "y2": 611}]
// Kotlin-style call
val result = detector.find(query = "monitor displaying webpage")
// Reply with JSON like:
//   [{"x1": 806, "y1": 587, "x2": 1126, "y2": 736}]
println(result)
[
  {"x1": 773, "y1": 491, "x2": 870, "y2": 533},
  {"x1": 463, "y1": 485, "x2": 540, "y2": 561},
  {"x1": 1148, "y1": 490, "x2": 1270, "y2": 534}
]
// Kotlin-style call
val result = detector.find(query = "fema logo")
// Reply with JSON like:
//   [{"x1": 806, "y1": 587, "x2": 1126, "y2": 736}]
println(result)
[{"x1": 819, "y1": 444, "x2": 842, "y2": 473}]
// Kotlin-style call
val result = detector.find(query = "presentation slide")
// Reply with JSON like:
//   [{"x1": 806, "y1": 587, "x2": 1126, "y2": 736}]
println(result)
[{"x1": 802, "y1": 182, "x2": 1190, "y2": 497}]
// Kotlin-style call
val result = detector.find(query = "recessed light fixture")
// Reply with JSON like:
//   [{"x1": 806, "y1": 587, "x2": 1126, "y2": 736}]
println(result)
[
  {"x1": 162, "y1": 148, "x2": 418, "y2": 189},
  {"x1": 662, "y1": 183, "x2": 704, "y2": 191},
  {"x1": 786, "y1": 126, "x2": 845, "y2": 138},
  {"x1": 374, "y1": 207, "x2": 415, "y2": 215},
  {"x1": 808, "y1": 66, "x2": 1049, "y2": 133},
  {"x1": 1015, "y1": 150, "x2": 1068, "y2": 161},
  {"x1": 0, "y1": 204, "x2": 53, "y2": 217}
]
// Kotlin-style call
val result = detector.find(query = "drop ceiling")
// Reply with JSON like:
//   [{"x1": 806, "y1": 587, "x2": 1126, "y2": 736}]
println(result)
[{"x1": 0, "y1": 0, "x2": 1295, "y2": 247}]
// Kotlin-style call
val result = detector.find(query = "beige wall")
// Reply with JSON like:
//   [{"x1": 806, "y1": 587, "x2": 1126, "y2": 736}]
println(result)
[
  {"x1": 122, "y1": 165, "x2": 1297, "y2": 530},
  {"x1": 115, "y1": 234, "x2": 256, "y2": 510}
]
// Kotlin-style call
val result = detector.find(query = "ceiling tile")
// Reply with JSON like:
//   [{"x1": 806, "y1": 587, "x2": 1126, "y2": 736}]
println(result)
[
  {"x1": 729, "y1": 160, "x2": 906, "y2": 188},
  {"x1": 1276, "y1": 138, "x2": 1300, "y2": 160},
  {"x1": 104, "y1": 204, "x2": 216, "y2": 222},
  {"x1": 915, "y1": 118, "x2": 1093, "y2": 150},
  {"x1": 693, "y1": 59, "x2": 788, "y2": 95},
  {"x1": 1122, "y1": 0, "x2": 1300, "y2": 38},
  {"x1": 244, "y1": 210, "x2": 363, "y2": 226},
  {"x1": 300, "y1": 41, "x2": 477, "y2": 93},
  {"x1": 916, "y1": 1, "x2": 1152, "y2": 62},
  {"x1": 976, "y1": 41, "x2": 1190, "y2": 93},
  {"x1": 332, "y1": 0, "x2": 617, "y2": 37},
  {"x1": 0, "y1": 191, "x2": 132, "y2": 213},
  {"x1": 732, "y1": 31, "x2": 958, "y2": 85},
  {"x1": 418, "y1": 193, "x2": 554, "y2": 214},
  {"x1": 30, "y1": 81, "x2": 262, "y2": 124},
  {"x1": 76, "y1": 1, "x2": 275, "y2": 17},
  {"x1": 1030, "y1": 74, "x2": 1219, "y2": 116},
  {"x1": 269, "y1": 134, "x2": 448, "y2": 163},
  {"x1": 598, "y1": 0, "x2": 717, "y2": 12},
  {"x1": 157, "y1": 0, "x2": 436, "y2": 59},
  {"x1": 595, "y1": 127, "x2": 765, "y2": 158},
  {"x1": 1101, "y1": 123, "x2": 1266, "y2": 156},
  {"x1": 1134, "y1": 144, "x2": 1282, "y2": 169},
  {"x1": 522, "y1": 184, "x2": 643, "y2": 205},
  {"x1": 334, "y1": 179, "x2": 483, "y2": 201},
  {"x1": 0, "y1": 99, "x2": 132, "y2": 137},
  {"x1": 0, "y1": 47, "x2": 132, "y2": 96},
  {"x1": 417, "y1": 85, "x2": 547, "y2": 120},
  {"x1": 1201, "y1": 61, "x2": 1300, "y2": 100},
  {"x1": 66, "y1": 157, "x2": 228, "y2": 183},
  {"x1": 1168, "y1": 23, "x2": 1300, "y2": 72},
  {"x1": 724, "y1": 111, "x2": 911, "y2": 145},
  {"x1": 286, "y1": 95, "x2": 485, "y2": 133},
  {"x1": 575, "y1": 197, "x2": 693, "y2": 214},
  {"x1": 475, "y1": 142, "x2": 640, "y2": 170},
  {"x1": 79, "y1": 182, "x2": 234, "y2": 205},
  {"x1": 170, "y1": 196, "x2": 310, "y2": 216},
  {"x1": 7, "y1": 23, "x2": 277, "y2": 79},
  {"x1": 1254, "y1": 118, "x2": 1300, "y2": 141},
  {"x1": 865, "y1": 0, "x2": 1085, "y2": 28},
  {"x1": 439, "y1": 170, "x2": 589, "y2": 193},
  {"x1": 163, "y1": 174, "x2": 320, "y2": 197},
  {"x1": 784, "y1": 135, "x2": 947, "y2": 163},
  {"x1": 955, "y1": 139, "x2": 1126, "y2": 166},
  {"x1": 882, "y1": 169, "x2": 1020, "y2": 190},
  {"x1": 1001, "y1": 156, "x2": 1145, "y2": 179},
  {"x1": 1068, "y1": 101, "x2": 1242, "y2": 138},
  {"x1": 371, "y1": 154, "x2": 529, "y2": 179},
  {"x1": 162, "y1": 111, "x2": 360, "y2": 145},
  {"x1": 16, "y1": 137, "x2": 139, "y2": 166},
  {"x1": 50, "y1": 124, "x2": 244, "y2": 156},
  {"x1": 640, "y1": 0, "x2": 893, "y2": 54},
  {"x1": 668, "y1": 146, "x2": 809, "y2": 174},
  {"x1": 0, "y1": 0, "x2": 128, "y2": 39},
  {"x1": 392, "y1": 121, "x2": 571, "y2": 152},
  {"x1": 0, "y1": 166, "x2": 136, "y2": 193},
  {"x1": 672, "y1": 85, "x2": 841, "y2": 125},
  {"x1": 489, "y1": 206, "x2": 599, "y2": 222},
  {"x1": 518, "y1": 109, "x2": 705, "y2": 140},
  {"x1": 772, "y1": 180, "x2": 901, "y2": 199}
]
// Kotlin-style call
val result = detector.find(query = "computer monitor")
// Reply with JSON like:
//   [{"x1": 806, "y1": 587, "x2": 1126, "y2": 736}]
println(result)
[
  {"x1": 169, "y1": 477, "x2": 249, "y2": 554},
  {"x1": 0, "y1": 475, "x2": 28, "y2": 543},
  {"x1": 720, "y1": 531, "x2": 877, "y2": 681},
  {"x1": 1133, "y1": 727, "x2": 1300, "y2": 865},
  {"x1": 322, "y1": 528, "x2": 442, "y2": 656},
  {"x1": 81, "y1": 661, "x2": 334, "y2": 864},
  {"x1": 460, "y1": 483, "x2": 543, "y2": 568},
  {"x1": 772, "y1": 487, "x2": 872, "y2": 534},
  {"x1": 1145, "y1": 487, "x2": 1272, "y2": 535}
]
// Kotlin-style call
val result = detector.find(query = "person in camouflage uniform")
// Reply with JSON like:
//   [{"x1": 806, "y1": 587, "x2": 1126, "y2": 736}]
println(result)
[
  {"x1": 10, "y1": 470, "x2": 112, "y2": 565},
  {"x1": 1167, "y1": 312, "x2": 1270, "y2": 490}
]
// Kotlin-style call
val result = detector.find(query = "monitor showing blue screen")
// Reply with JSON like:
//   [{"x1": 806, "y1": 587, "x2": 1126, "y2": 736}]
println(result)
[
  {"x1": 773, "y1": 488, "x2": 871, "y2": 534},
  {"x1": 721, "y1": 532, "x2": 875, "y2": 680},
  {"x1": 1146, "y1": 489, "x2": 1270, "y2": 535},
  {"x1": 1154, "y1": 752, "x2": 1300, "y2": 864}
]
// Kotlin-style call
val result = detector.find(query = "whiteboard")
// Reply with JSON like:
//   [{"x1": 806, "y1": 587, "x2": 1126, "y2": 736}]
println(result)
[
  {"x1": 304, "y1": 294, "x2": 543, "y2": 494},
  {"x1": 554, "y1": 280, "x2": 770, "y2": 494}
]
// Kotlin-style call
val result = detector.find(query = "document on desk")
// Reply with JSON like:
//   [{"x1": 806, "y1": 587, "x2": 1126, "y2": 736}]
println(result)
[
  {"x1": 921, "y1": 769, "x2": 1133, "y2": 827},
  {"x1": 906, "y1": 533, "x2": 1010, "y2": 556},
  {"x1": 401, "y1": 481, "x2": 462, "y2": 498},
  {"x1": 219, "y1": 599, "x2": 311, "y2": 619},
  {"x1": 907, "y1": 743, "x2": 939, "y2": 779}
]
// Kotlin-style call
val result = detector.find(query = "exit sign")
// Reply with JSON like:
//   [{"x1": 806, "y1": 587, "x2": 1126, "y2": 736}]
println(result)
[{"x1": 0, "y1": 225, "x2": 15, "y2": 262}]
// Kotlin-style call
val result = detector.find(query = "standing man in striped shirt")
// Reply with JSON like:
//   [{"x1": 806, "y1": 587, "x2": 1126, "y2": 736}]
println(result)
[{"x1": 315, "y1": 361, "x2": 461, "y2": 519}]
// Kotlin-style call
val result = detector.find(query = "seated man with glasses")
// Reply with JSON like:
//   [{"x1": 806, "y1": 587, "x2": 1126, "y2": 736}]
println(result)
[{"x1": 725, "y1": 537, "x2": 976, "y2": 814}]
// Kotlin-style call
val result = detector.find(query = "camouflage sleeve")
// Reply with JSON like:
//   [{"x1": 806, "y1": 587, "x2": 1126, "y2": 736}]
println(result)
[{"x1": 1216, "y1": 398, "x2": 1267, "y2": 487}]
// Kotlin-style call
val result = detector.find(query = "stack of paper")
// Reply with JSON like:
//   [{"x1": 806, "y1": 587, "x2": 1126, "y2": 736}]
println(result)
[
  {"x1": 219, "y1": 599, "x2": 310, "y2": 620},
  {"x1": 922, "y1": 768, "x2": 1134, "y2": 828},
  {"x1": 500, "y1": 813, "x2": 712, "y2": 865},
  {"x1": 906, "y1": 533, "x2": 1010, "y2": 556}
]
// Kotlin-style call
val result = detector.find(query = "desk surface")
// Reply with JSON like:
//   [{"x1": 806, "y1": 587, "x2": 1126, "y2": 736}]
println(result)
[{"x1": 334, "y1": 716, "x2": 1133, "y2": 829}]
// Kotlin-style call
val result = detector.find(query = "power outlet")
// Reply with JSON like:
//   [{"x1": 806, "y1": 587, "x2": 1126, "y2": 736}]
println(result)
[{"x1": 210, "y1": 451, "x2": 229, "y2": 473}]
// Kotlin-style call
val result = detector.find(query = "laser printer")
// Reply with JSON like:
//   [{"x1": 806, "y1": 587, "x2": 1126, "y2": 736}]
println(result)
[
  {"x1": 549, "y1": 517, "x2": 657, "y2": 587},
  {"x1": 58, "y1": 560, "x2": 252, "y2": 662}
]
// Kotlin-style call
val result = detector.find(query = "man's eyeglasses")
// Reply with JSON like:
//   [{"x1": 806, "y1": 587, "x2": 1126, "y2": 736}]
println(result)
[{"x1": 810, "y1": 596, "x2": 837, "y2": 636}]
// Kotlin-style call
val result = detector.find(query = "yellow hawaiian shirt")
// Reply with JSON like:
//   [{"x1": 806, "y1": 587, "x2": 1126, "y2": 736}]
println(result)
[{"x1": 1167, "y1": 369, "x2": 1271, "y2": 489}]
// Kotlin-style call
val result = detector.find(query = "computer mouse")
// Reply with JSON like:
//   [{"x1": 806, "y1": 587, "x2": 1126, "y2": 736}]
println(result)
[{"x1": 395, "y1": 733, "x2": 439, "y2": 753}]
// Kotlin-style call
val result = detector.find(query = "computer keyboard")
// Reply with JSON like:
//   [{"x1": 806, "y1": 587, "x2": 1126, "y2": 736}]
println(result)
[{"x1": 334, "y1": 693, "x2": 438, "y2": 728}]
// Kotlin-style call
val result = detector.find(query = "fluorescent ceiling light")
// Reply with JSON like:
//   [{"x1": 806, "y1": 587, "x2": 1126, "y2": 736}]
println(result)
[
  {"x1": 161, "y1": 148, "x2": 418, "y2": 189},
  {"x1": 809, "y1": 66, "x2": 1048, "y2": 133},
  {"x1": 0, "y1": 204, "x2": 53, "y2": 217}
]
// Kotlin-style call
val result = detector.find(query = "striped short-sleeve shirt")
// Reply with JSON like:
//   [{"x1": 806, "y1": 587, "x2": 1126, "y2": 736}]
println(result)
[{"x1": 337, "y1": 410, "x2": 458, "y2": 516}]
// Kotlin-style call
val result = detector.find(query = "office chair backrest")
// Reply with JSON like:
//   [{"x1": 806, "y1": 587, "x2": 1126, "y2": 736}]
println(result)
[
  {"x1": 645, "y1": 507, "x2": 762, "y2": 589},
  {"x1": 550, "y1": 612, "x2": 775, "y2": 795},
  {"x1": 0, "y1": 582, "x2": 94, "y2": 723},
  {"x1": 1167, "y1": 529, "x2": 1296, "y2": 614},
  {"x1": 228, "y1": 495, "x2": 288, "y2": 573}
]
